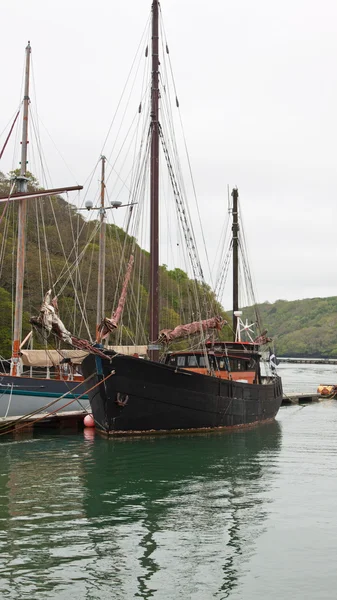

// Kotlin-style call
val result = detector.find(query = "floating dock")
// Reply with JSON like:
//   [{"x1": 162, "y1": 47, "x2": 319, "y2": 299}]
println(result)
[
  {"x1": 0, "y1": 410, "x2": 87, "y2": 434},
  {"x1": 281, "y1": 393, "x2": 321, "y2": 405}
]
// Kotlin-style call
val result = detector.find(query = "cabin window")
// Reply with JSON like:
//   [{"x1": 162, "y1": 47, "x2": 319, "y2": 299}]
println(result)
[
  {"x1": 177, "y1": 356, "x2": 186, "y2": 367},
  {"x1": 214, "y1": 357, "x2": 229, "y2": 371},
  {"x1": 230, "y1": 359, "x2": 245, "y2": 371},
  {"x1": 199, "y1": 356, "x2": 207, "y2": 367},
  {"x1": 169, "y1": 356, "x2": 176, "y2": 366},
  {"x1": 229, "y1": 358, "x2": 256, "y2": 371},
  {"x1": 187, "y1": 355, "x2": 198, "y2": 367}
]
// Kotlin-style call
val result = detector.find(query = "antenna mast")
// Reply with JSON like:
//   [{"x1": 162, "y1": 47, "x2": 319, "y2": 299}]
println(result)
[
  {"x1": 96, "y1": 156, "x2": 106, "y2": 342},
  {"x1": 232, "y1": 188, "x2": 239, "y2": 337}
]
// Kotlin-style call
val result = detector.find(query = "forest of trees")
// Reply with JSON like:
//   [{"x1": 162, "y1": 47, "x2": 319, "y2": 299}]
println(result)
[
  {"x1": 243, "y1": 297, "x2": 337, "y2": 358},
  {"x1": 1, "y1": 171, "x2": 337, "y2": 359},
  {"x1": 0, "y1": 171, "x2": 231, "y2": 358}
]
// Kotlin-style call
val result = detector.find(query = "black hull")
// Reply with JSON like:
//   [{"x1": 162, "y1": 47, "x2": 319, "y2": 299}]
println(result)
[{"x1": 81, "y1": 353, "x2": 283, "y2": 435}]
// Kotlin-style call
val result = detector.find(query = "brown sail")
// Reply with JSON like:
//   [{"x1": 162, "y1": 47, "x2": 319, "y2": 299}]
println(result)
[{"x1": 158, "y1": 316, "x2": 226, "y2": 344}]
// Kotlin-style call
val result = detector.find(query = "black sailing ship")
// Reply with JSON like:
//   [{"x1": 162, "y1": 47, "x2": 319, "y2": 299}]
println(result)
[{"x1": 80, "y1": 0, "x2": 283, "y2": 435}]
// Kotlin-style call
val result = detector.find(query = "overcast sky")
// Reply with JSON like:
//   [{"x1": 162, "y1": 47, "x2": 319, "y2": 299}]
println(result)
[{"x1": 1, "y1": 0, "x2": 337, "y2": 307}]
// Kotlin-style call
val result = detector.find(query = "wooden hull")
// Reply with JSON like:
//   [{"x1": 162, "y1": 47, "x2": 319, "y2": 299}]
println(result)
[{"x1": 81, "y1": 353, "x2": 283, "y2": 435}]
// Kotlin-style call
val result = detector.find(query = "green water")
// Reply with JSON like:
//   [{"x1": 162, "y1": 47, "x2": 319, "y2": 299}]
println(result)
[{"x1": 1, "y1": 401, "x2": 337, "y2": 599}]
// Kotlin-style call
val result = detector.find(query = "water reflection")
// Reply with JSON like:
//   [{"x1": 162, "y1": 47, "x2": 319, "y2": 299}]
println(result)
[
  {"x1": 0, "y1": 423, "x2": 281, "y2": 599},
  {"x1": 83, "y1": 423, "x2": 282, "y2": 599}
]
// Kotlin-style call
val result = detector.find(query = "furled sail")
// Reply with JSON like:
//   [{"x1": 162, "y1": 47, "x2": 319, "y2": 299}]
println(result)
[
  {"x1": 254, "y1": 330, "x2": 272, "y2": 345},
  {"x1": 35, "y1": 290, "x2": 72, "y2": 343},
  {"x1": 97, "y1": 254, "x2": 134, "y2": 340},
  {"x1": 158, "y1": 316, "x2": 226, "y2": 344},
  {"x1": 30, "y1": 290, "x2": 108, "y2": 360},
  {"x1": 20, "y1": 349, "x2": 88, "y2": 367}
]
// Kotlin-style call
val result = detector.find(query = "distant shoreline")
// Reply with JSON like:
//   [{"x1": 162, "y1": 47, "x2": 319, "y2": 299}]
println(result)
[{"x1": 278, "y1": 357, "x2": 337, "y2": 364}]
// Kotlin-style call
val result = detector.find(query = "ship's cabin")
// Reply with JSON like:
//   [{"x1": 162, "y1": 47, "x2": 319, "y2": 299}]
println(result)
[{"x1": 164, "y1": 341, "x2": 262, "y2": 384}]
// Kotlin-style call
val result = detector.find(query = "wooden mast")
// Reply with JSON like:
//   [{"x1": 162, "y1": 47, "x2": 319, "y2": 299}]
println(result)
[
  {"x1": 232, "y1": 188, "x2": 239, "y2": 338},
  {"x1": 149, "y1": 0, "x2": 160, "y2": 361},
  {"x1": 11, "y1": 41, "x2": 31, "y2": 376},
  {"x1": 96, "y1": 156, "x2": 106, "y2": 342},
  {"x1": 10, "y1": 42, "x2": 83, "y2": 375}
]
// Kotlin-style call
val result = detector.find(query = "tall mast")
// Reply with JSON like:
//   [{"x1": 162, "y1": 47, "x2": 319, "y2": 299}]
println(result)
[
  {"x1": 11, "y1": 41, "x2": 31, "y2": 376},
  {"x1": 149, "y1": 0, "x2": 160, "y2": 361},
  {"x1": 232, "y1": 188, "x2": 239, "y2": 337},
  {"x1": 96, "y1": 156, "x2": 106, "y2": 342}
]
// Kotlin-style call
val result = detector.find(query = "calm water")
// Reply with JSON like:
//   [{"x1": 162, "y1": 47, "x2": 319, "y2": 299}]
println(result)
[
  {"x1": 1, "y1": 363, "x2": 337, "y2": 599},
  {"x1": 278, "y1": 360, "x2": 337, "y2": 394}
]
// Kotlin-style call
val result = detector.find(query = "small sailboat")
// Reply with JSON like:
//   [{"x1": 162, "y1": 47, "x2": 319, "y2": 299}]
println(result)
[
  {"x1": 77, "y1": 0, "x2": 283, "y2": 435},
  {"x1": 0, "y1": 42, "x2": 90, "y2": 420}
]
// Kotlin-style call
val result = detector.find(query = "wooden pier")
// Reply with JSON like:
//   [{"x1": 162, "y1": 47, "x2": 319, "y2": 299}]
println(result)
[
  {"x1": 0, "y1": 410, "x2": 87, "y2": 433},
  {"x1": 282, "y1": 393, "x2": 321, "y2": 405}
]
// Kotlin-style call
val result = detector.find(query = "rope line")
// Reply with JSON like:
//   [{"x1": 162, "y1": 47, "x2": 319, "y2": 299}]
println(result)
[{"x1": 0, "y1": 370, "x2": 116, "y2": 436}]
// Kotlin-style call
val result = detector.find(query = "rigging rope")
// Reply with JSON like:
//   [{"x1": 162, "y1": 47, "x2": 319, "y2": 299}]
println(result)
[
  {"x1": 0, "y1": 110, "x2": 21, "y2": 161},
  {"x1": 158, "y1": 125, "x2": 204, "y2": 283},
  {"x1": 100, "y1": 15, "x2": 151, "y2": 158},
  {"x1": 159, "y1": 12, "x2": 215, "y2": 295}
]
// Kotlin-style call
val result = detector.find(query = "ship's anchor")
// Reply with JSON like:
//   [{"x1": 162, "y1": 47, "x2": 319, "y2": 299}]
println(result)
[{"x1": 116, "y1": 392, "x2": 129, "y2": 407}]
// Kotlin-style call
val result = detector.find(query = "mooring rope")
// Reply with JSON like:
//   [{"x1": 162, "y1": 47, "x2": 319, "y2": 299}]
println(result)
[
  {"x1": 0, "y1": 374, "x2": 94, "y2": 434},
  {"x1": 0, "y1": 370, "x2": 115, "y2": 436}
]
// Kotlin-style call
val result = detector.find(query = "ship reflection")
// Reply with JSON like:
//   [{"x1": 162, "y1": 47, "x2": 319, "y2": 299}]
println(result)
[
  {"x1": 83, "y1": 421, "x2": 282, "y2": 599},
  {"x1": 0, "y1": 423, "x2": 281, "y2": 598}
]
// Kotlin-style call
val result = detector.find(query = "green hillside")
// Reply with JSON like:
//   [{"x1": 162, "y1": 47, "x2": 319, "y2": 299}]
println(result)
[
  {"x1": 244, "y1": 297, "x2": 337, "y2": 358},
  {"x1": 0, "y1": 172, "x2": 231, "y2": 358},
  {"x1": 3, "y1": 173, "x2": 335, "y2": 359}
]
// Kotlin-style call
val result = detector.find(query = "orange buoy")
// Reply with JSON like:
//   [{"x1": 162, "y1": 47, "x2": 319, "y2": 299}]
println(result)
[
  {"x1": 317, "y1": 385, "x2": 335, "y2": 397},
  {"x1": 83, "y1": 414, "x2": 95, "y2": 427}
]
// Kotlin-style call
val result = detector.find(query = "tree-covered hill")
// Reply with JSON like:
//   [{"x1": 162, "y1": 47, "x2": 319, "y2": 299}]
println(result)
[
  {"x1": 4, "y1": 173, "x2": 335, "y2": 359},
  {"x1": 243, "y1": 297, "x2": 337, "y2": 358},
  {"x1": 0, "y1": 172, "x2": 231, "y2": 358}
]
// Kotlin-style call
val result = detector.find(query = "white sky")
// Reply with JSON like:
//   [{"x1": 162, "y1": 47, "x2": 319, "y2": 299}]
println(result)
[{"x1": 1, "y1": 0, "x2": 337, "y2": 307}]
